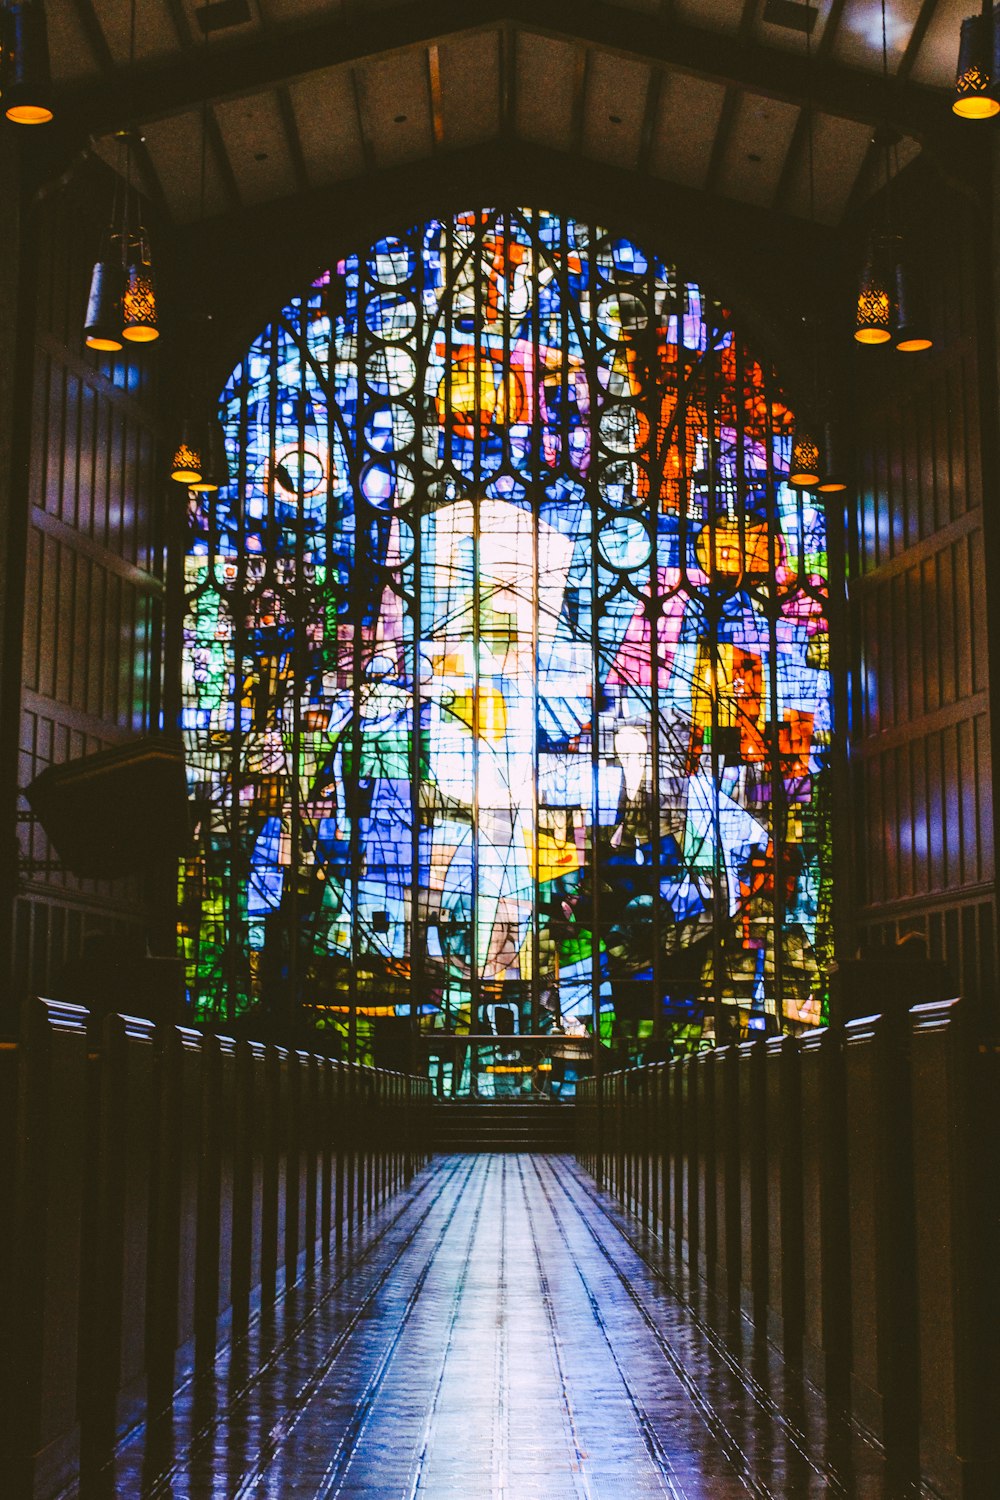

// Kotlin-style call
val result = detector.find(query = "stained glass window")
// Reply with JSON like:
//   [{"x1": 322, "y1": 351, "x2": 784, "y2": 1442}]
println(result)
[{"x1": 180, "y1": 207, "x2": 832, "y2": 1062}]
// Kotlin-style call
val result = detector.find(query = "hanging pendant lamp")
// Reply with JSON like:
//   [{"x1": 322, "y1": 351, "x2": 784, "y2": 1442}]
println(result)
[
  {"x1": 790, "y1": 424, "x2": 821, "y2": 488},
  {"x1": 855, "y1": 240, "x2": 893, "y2": 345},
  {"x1": 83, "y1": 235, "x2": 126, "y2": 351},
  {"x1": 2, "y1": 0, "x2": 53, "y2": 124},
  {"x1": 121, "y1": 227, "x2": 159, "y2": 342},
  {"x1": 953, "y1": 7, "x2": 1000, "y2": 118},
  {"x1": 791, "y1": 0, "x2": 833, "y2": 495},
  {"x1": 817, "y1": 417, "x2": 849, "y2": 493},
  {"x1": 170, "y1": 419, "x2": 203, "y2": 484},
  {"x1": 854, "y1": 0, "x2": 931, "y2": 353},
  {"x1": 893, "y1": 261, "x2": 933, "y2": 353},
  {"x1": 189, "y1": 418, "x2": 231, "y2": 493}
]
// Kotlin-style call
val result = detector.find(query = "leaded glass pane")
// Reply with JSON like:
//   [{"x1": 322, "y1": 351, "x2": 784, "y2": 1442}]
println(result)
[{"x1": 180, "y1": 208, "x2": 833, "y2": 1065}]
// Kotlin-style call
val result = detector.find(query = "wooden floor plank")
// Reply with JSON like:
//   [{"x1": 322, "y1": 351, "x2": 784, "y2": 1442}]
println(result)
[{"x1": 69, "y1": 1155, "x2": 913, "y2": 1499}]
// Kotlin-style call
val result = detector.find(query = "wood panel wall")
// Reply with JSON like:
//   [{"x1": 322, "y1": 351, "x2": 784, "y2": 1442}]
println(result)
[
  {"x1": 13, "y1": 169, "x2": 167, "y2": 1001},
  {"x1": 847, "y1": 170, "x2": 997, "y2": 1019}
]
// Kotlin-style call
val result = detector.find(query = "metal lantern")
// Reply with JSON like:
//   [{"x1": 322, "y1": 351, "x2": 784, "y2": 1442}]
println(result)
[
  {"x1": 170, "y1": 419, "x2": 203, "y2": 484},
  {"x1": 893, "y1": 262, "x2": 933, "y2": 353},
  {"x1": 817, "y1": 418, "x2": 849, "y2": 493},
  {"x1": 790, "y1": 426, "x2": 821, "y2": 488},
  {"x1": 122, "y1": 229, "x2": 160, "y2": 343},
  {"x1": 83, "y1": 239, "x2": 126, "y2": 352},
  {"x1": 2, "y1": 0, "x2": 53, "y2": 124},
  {"x1": 189, "y1": 418, "x2": 231, "y2": 493},
  {"x1": 953, "y1": 10, "x2": 1000, "y2": 118},
  {"x1": 855, "y1": 245, "x2": 893, "y2": 345}
]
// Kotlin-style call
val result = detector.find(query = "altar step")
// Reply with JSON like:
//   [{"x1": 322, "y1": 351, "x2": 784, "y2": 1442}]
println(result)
[{"x1": 431, "y1": 1101, "x2": 576, "y2": 1153}]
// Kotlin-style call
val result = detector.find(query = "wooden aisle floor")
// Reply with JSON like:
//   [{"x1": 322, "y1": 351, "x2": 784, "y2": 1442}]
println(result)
[{"x1": 74, "y1": 1155, "x2": 917, "y2": 1500}]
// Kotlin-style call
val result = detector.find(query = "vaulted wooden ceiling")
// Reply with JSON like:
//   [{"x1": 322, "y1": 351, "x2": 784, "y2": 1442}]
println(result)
[{"x1": 43, "y1": 0, "x2": 970, "y2": 227}]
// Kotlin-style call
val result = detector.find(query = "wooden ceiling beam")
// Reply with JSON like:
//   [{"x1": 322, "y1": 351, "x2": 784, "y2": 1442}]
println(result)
[
  {"x1": 635, "y1": 67, "x2": 662, "y2": 176},
  {"x1": 64, "y1": 0, "x2": 114, "y2": 73},
  {"x1": 704, "y1": 87, "x2": 739, "y2": 196},
  {"x1": 773, "y1": 0, "x2": 857, "y2": 219},
  {"x1": 427, "y1": 44, "x2": 446, "y2": 151},
  {"x1": 500, "y1": 20, "x2": 516, "y2": 138},
  {"x1": 49, "y1": 0, "x2": 953, "y2": 150},
  {"x1": 570, "y1": 46, "x2": 590, "y2": 156},
  {"x1": 899, "y1": 0, "x2": 943, "y2": 82},
  {"x1": 64, "y1": 0, "x2": 169, "y2": 215},
  {"x1": 816, "y1": 0, "x2": 849, "y2": 61},
  {"x1": 159, "y1": 0, "x2": 242, "y2": 212},
  {"x1": 276, "y1": 84, "x2": 310, "y2": 195},
  {"x1": 704, "y1": 0, "x2": 758, "y2": 201},
  {"x1": 350, "y1": 67, "x2": 376, "y2": 175},
  {"x1": 771, "y1": 106, "x2": 808, "y2": 215}
]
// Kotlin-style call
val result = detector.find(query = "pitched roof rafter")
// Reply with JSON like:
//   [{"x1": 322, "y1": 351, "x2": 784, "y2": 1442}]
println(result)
[{"x1": 50, "y1": 0, "x2": 954, "y2": 152}]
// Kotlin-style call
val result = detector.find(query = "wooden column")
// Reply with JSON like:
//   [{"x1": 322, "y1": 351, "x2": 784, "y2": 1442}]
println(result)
[
  {"x1": 669, "y1": 1058, "x2": 684, "y2": 1255},
  {"x1": 318, "y1": 1054, "x2": 336, "y2": 1257},
  {"x1": 713, "y1": 1043, "x2": 740, "y2": 1310},
  {"x1": 301, "y1": 1051, "x2": 320, "y2": 1268},
  {"x1": 798, "y1": 1024, "x2": 850, "y2": 1399},
  {"x1": 683, "y1": 1053, "x2": 699, "y2": 1268},
  {"x1": 910, "y1": 999, "x2": 995, "y2": 1497},
  {"x1": 86, "y1": 1011, "x2": 158, "y2": 1459},
  {"x1": 147, "y1": 1025, "x2": 204, "y2": 1405},
  {"x1": 737, "y1": 1036, "x2": 767, "y2": 1322},
  {"x1": 844, "y1": 1011, "x2": 918, "y2": 1462},
  {"x1": 335, "y1": 1060, "x2": 347, "y2": 1244},
  {"x1": 9, "y1": 998, "x2": 89, "y2": 1497},
  {"x1": 695, "y1": 1049, "x2": 716, "y2": 1283},
  {"x1": 194, "y1": 1034, "x2": 237, "y2": 1366},
  {"x1": 650, "y1": 1062, "x2": 663, "y2": 1234},
  {"x1": 232, "y1": 1039, "x2": 266, "y2": 1328},
  {"x1": 260, "y1": 1045, "x2": 286, "y2": 1304},
  {"x1": 763, "y1": 1033, "x2": 804, "y2": 1355}
]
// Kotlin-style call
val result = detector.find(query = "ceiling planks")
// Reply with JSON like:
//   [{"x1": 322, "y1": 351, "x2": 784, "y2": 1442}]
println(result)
[
  {"x1": 437, "y1": 32, "x2": 502, "y2": 149},
  {"x1": 52, "y1": 0, "x2": 953, "y2": 146},
  {"x1": 140, "y1": 110, "x2": 234, "y2": 218},
  {"x1": 213, "y1": 90, "x2": 292, "y2": 205},
  {"x1": 287, "y1": 66, "x2": 368, "y2": 185},
  {"x1": 649, "y1": 70, "x2": 728, "y2": 187},
  {"x1": 901, "y1": 0, "x2": 958, "y2": 83},
  {"x1": 715, "y1": 91, "x2": 801, "y2": 207},
  {"x1": 36, "y1": 0, "x2": 963, "y2": 230},
  {"x1": 358, "y1": 48, "x2": 435, "y2": 169},
  {"x1": 582, "y1": 50, "x2": 650, "y2": 169},
  {"x1": 515, "y1": 32, "x2": 578, "y2": 153},
  {"x1": 275, "y1": 83, "x2": 310, "y2": 194}
]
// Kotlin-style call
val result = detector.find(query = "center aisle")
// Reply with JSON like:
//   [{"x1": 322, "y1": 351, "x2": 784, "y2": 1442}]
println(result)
[{"x1": 85, "y1": 1155, "x2": 895, "y2": 1500}]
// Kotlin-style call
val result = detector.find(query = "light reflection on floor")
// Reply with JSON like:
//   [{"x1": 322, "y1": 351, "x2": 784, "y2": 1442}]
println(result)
[{"x1": 73, "y1": 1155, "x2": 909, "y2": 1499}]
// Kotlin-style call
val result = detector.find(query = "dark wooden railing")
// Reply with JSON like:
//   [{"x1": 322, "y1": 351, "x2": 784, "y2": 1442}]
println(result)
[
  {"x1": 0, "y1": 997, "x2": 433, "y2": 1500},
  {"x1": 576, "y1": 1000, "x2": 998, "y2": 1500}
]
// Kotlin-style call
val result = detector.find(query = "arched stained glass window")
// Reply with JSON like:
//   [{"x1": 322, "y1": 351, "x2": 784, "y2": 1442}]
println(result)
[{"x1": 180, "y1": 207, "x2": 833, "y2": 1060}]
